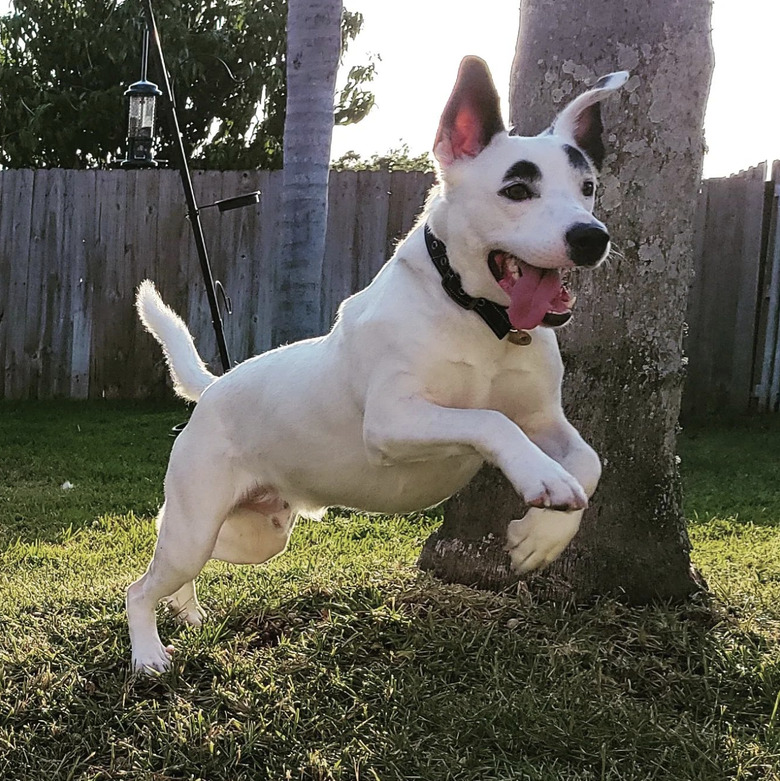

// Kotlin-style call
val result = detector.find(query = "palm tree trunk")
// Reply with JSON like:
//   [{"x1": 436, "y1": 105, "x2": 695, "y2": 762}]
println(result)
[{"x1": 273, "y1": 0, "x2": 343, "y2": 345}]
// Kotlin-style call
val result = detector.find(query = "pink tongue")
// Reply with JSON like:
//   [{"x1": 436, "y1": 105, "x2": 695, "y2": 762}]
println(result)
[{"x1": 505, "y1": 264, "x2": 563, "y2": 330}]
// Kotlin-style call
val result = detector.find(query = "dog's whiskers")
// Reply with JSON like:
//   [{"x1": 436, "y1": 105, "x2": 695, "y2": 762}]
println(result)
[{"x1": 607, "y1": 242, "x2": 627, "y2": 264}]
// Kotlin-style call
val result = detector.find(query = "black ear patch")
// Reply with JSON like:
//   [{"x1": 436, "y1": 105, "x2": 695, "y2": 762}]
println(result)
[
  {"x1": 571, "y1": 104, "x2": 605, "y2": 169},
  {"x1": 593, "y1": 74, "x2": 614, "y2": 90},
  {"x1": 545, "y1": 71, "x2": 627, "y2": 169}
]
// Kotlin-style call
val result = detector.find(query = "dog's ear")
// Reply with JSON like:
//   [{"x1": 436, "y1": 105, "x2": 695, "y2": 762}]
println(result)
[
  {"x1": 434, "y1": 56, "x2": 506, "y2": 167},
  {"x1": 548, "y1": 71, "x2": 629, "y2": 169}
]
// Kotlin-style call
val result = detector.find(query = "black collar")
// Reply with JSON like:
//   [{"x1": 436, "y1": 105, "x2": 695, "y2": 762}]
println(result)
[{"x1": 424, "y1": 223, "x2": 513, "y2": 340}]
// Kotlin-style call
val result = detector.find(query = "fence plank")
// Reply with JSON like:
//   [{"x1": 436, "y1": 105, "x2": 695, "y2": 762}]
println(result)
[
  {"x1": 60, "y1": 170, "x2": 95, "y2": 399},
  {"x1": 116, "y1": 170, "x2": 159, "y2": 398},
  {"x1": 689, "y1": 176, "x2": 728, "y2": 411},
  {"x1": 756, "y1": 168, "x2": 780, "y2": 412},
  {"x1": 767, "y1": 172, "x2": 780, "y2": 411},
  {"x1": 682, "y1": 181, "x2": 709, "y2": 415},
  {"x1": 183, "y1": 170, "x2": 223, "y2": 371},
  {"x1": 253, "y1": 170, "x2": 282, "y2": 355},
  {"x1": 89, "y1": 171, "x2": 126, "y2": 398},
  {"x1": 711, "y1": 176, "x2": 744, "y2": 409},
  {"x1": 217, "y1": 170, "x2": 263, "y2": 365},
  {"x1": 353, "y1": 170, "x2": 392, "y2": 291},
  {"x1": 29, "y1": 169, "x2": 66, "y2": 399},
  {"x1": 0, "y1": 170, "x2": 35, "y2": 399},
  {"x1": 729, "y1": 177, "x2": 766, "y2": 410},
  {"x1": 323, "y1": 170, "x2": 358, "y2": 330}
]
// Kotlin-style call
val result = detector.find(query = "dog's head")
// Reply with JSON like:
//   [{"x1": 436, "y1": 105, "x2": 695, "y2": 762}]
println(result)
[{"x1": 431, "y1": 56, "x2": 628, "y2": 330}]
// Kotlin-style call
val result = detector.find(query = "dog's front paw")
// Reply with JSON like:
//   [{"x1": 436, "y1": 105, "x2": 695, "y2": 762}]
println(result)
[
  {"x1": 506, "y1": 507, "x2": 582, "y2": 574},
  {"x1": 520, "y1": 462, "x2": 588, "y2": 511}
]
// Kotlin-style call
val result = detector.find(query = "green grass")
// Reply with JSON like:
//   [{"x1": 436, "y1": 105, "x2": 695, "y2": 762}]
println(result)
[{"x1": 0, "y1": 402, "x2": 779, "y2": 780}]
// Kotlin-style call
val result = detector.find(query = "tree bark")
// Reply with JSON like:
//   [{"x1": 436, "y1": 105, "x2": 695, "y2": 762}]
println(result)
[
  {"x1": 419, "y1": 0, "x2": 713, "y2": 603},
  {"x1": 273, "y1": 0, "x2": 343, "y2": 345}
]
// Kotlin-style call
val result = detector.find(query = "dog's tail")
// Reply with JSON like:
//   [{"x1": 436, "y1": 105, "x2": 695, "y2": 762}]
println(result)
[{"x1": 136, "y1": 280, "x2": 217, "y2": 402}]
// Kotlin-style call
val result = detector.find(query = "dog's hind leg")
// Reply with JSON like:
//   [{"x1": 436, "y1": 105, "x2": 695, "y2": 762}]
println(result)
[
  {"x1": 127, "y1": 496, "x2": 225, "y2": 672},
  {"x1": 127, "y1": 451, "x2": 236, "y2": 673}
]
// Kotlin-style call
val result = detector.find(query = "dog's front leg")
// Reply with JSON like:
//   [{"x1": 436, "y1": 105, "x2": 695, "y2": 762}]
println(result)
[
  {"x1": 506, "y1": 416, "x2": 601, "y2": 573},
  {"x1": 363, "y1": 394, "x2": 588, "y2": 511}
]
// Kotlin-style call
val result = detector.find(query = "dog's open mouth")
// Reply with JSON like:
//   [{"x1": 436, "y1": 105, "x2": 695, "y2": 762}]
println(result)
[{"x1": 488, "y1": 251, "x2": 575, "y2": 330}]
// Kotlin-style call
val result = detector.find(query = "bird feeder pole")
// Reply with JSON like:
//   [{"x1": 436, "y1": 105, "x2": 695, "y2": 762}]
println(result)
[{"x1": 140, "y1": 0, "x2": 232, "y2": 373}]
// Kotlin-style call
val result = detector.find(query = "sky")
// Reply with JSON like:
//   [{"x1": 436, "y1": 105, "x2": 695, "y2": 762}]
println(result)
[
  {"x1": 330, "y1": 0, "x2": 780, "y2": 179},
  {"x1": 0, "y1": 0, "x2": 774, "y2": 178}
]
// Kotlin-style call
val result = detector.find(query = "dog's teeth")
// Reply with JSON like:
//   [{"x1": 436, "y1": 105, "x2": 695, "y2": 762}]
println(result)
[{"x1": 506, "y1": 255, "x2": 520, "y2": 278}]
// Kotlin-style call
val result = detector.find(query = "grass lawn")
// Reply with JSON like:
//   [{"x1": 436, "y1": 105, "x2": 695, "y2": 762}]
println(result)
[{"x1": 0, "y1": 402, "x2": 779, "y2": 780}]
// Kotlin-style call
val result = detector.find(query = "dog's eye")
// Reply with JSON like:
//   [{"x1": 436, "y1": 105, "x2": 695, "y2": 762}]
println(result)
[
  {"x1": 582, "y1": 181, "x2": 595, "y2": 197},
  {"x1": 500, "y1": 183, "x2": 534, "y2": 202}
]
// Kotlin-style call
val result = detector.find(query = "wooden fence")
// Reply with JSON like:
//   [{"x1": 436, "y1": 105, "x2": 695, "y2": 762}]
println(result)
[
  {"x1": 0, "y1": 165, "x2": 777, "y2": 411},
  {"x1": 0, "y1": 168, "x2": 433, "y2": 399},
  {"x1": 683, "y1": 162, "x2": 780, "y2": 415}
]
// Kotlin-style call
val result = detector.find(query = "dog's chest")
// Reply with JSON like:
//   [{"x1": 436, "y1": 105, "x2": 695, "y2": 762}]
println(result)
[
  {"x1": 423, "y1": 359, "x2": 495, "y2": 409},
  {"x1": 419, "y1": 337, "x2": 556, "y2": 412}
]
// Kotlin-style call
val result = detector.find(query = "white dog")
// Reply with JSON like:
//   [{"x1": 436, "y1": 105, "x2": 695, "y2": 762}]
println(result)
[{"x1": 128, "y1": 56, "x2": 627, "y2": 672}]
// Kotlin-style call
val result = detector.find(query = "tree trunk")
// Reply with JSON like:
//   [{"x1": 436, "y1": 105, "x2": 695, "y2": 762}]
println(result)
[
  {"x1": 419, "y1": 0, "x2": 713, "y2": 603},
  {"x1": 273, "y1": 0, "x2": 343, "y2": 345}
]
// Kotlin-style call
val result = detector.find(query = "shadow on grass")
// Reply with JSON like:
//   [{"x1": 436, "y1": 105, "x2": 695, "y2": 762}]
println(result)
[{"x1": 1, "y1": 578, "x2": 778, "y2": 780}]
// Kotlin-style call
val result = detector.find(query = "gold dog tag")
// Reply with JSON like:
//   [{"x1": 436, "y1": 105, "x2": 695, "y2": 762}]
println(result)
[{"x1": 507, "y1": 330, "x2": 532, "y2": 346}]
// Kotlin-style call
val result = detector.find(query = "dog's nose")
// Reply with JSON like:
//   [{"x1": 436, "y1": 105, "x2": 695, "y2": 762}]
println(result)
[{"x1": 566, "y1": 224, "x2": 610, "y2": 267}]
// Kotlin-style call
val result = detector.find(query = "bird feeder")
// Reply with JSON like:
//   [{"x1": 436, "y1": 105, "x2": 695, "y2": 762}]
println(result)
[{"x1": 121, "y1": 30, "x2": 162, "y2": 168}]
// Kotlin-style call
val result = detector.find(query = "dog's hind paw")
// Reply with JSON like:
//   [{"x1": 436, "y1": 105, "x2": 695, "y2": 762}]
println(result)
[
  {"x1": 132, "y1": 641, "x2": 174, "y2": 674},
  {"x1": 163, "y1": 581, "x2": 206, "y2": 627},
  {"x1": 164, "y1": 597, "x2": 206, "y2": 627},
  {"x1": 506, "y1": 507, "x2": 581, "y2": 574}
]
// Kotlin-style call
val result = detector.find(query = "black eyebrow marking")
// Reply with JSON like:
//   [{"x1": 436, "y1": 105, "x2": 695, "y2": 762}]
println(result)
[
  {"x1": 563, "y1": 143, "x2": 592, "y2": 173},
  {"x1": 503, "y1": 160, "x2": 541, "y2": 182}
]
